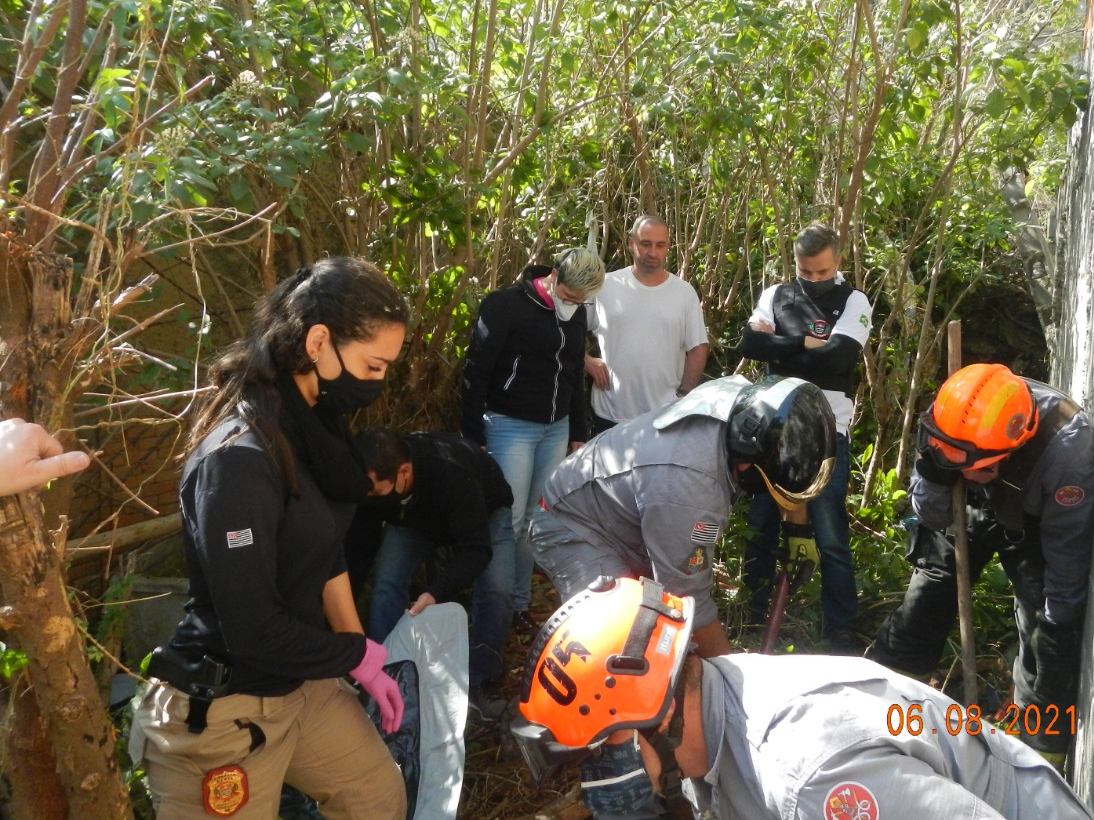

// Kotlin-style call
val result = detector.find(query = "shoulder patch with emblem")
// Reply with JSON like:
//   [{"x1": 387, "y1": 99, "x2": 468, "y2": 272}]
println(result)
[
  {"x1": 1055, "y1": 486, "x2": 1085, "y2": 506},
  {"x1": 684, "y1": 547, "x2": 707, "y2": 574},
  {"x1": 824, "y1": 781, "x2": 878, "y2": 820},
  {"x1": 203, "y1": 765, "x2": 249, "y2": 816}
]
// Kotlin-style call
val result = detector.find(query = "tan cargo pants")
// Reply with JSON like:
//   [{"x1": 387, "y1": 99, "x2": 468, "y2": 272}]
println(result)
[{"x1": 130, "y1": 676, "x2": 406, "y2": 819}]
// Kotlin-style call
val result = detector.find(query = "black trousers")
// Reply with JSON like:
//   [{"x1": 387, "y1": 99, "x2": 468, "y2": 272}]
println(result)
[{"x1": 867, "y1": 513, "x2": 1080, "y2": 754}]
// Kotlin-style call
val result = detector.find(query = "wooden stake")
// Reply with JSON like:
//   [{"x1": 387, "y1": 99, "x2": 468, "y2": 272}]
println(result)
[{"x1": 947, "y1": 321, "x2": 978, "y2": 705}]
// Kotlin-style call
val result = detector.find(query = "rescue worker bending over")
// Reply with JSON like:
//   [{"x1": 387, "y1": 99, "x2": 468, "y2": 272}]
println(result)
[
  {"x1": 513, "y1": 576, "x2": 1093, "y2": 820},
  {"x1": 867, "y1": 363, "x2": 1094, "y2": 770},
  {"x1": 529, "y1": 374, "x2": 835, "y2": 817}
]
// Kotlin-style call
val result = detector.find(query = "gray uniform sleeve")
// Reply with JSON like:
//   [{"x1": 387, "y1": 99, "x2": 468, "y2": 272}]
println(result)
[
  {"x1": 795, "y1": 751, "x2": 1009, "y2": 820},
  {"x1": 1029, "y1": 422, "x2": 1094, "y2": 625},
  {"x1": 637, "y1": 466, "x2": 729, "y2": 628},
  {"x1": 908, "y1": 464, "x2": 955, "y2": 533}
]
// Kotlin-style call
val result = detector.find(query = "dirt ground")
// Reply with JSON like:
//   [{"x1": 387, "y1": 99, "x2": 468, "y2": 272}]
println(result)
[{"x1": 457, "y1": 572, "x2": 583, "y2": 820}]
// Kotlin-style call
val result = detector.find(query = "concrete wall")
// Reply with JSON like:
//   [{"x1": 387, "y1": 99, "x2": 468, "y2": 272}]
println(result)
[{"x1": 1052, "y1": 2, "x2": 1094, "y2": 803}]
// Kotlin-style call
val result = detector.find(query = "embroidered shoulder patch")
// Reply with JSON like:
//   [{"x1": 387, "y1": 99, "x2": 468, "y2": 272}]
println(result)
[
  {"x1": 203, "y1": 765, "x2": 249, "y2": 816},
  {"x1": 1055, "y1": 486, "x2": 1085, "y2": 506},
  {"x1": 824, "y1": 781, "x2": 878, "y2": 820},
  {"x1": 684, "y1": 547, "x2": 707, "y2": 574},
  {"x1": 226, "y1": 529, "x2": 254, "y2": 548},
  {"x1": 691, "y1": 521, "x2": 720, "y2": 545}
]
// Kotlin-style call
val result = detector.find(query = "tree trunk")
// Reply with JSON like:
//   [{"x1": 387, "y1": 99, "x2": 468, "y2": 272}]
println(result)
[
  {"x1": 0, "y1": 238, "x2": 134, "y2": 818},
  {"x1": 1, "y1": 681, "x2": 69, "y2": 820},
  {"x1": 0, "y1": 495, "x2": 133, "y2": 820}
]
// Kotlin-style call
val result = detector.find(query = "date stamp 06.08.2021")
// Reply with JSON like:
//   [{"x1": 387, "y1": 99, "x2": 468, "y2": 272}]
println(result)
[{"x1": 886, "y1": 702, "x2": 1076, "y2": 738}]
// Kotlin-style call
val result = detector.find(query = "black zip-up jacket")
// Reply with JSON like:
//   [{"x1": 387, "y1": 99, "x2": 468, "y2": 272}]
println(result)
[
  {"x1": 460, "y1": 264, "x2": 590, "y2": 445},
  {"x1": 347, "y1": 432, "x2": 515, "y2": 601}
]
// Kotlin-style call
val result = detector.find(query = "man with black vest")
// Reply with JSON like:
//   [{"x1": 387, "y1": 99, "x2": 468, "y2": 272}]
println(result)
[{"x1": 739, "y1": 223, "x2": 873, "y2": 650}]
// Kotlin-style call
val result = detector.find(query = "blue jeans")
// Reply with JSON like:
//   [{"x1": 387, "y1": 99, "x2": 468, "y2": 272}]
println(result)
[
  {"x1": 483, "y1": 411, "x2": 570, "y2": 611},
  {"x1": 368, "y1": 507, "x2": 516, "y2": 686},
  {"x1": 743, "y1": 434, "x2": 857, "y2": 634}
]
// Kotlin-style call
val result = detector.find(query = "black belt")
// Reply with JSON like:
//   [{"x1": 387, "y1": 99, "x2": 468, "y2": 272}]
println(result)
[{"x1": 147, "y1": 645, "x2": 232, "y2": 733}]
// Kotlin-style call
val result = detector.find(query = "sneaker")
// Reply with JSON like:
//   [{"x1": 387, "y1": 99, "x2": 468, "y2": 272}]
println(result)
[
  {"x1": 469, "y1": 681, "x2": 509, "y2": 723},
  {"x1": 511, "y1": 610, "x2": 540, "y2": 638}
]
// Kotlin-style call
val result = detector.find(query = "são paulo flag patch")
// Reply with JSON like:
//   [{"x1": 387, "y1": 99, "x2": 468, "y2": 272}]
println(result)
[
  {"x1": 691, "y1": 521, "x2": 720, "y2": 544},
  {"x1": 824, "y1": 781, "x2": 879, "y2": 820},
  {"x1": 226, "y1": 528, "x2": 254, "y2": 548}
]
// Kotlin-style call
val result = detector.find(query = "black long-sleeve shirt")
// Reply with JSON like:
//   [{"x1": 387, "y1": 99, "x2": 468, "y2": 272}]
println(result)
[
  {"x1": 349, "y1": 432, "x2": 514, "y2": 602},
  {"x1": 170, "y1": 418, "x2": 366, "y2": 696}
]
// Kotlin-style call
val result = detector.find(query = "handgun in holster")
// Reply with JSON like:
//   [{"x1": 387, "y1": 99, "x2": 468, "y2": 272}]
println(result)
[{"x1": 147, "y1": 644, "x2": 232, "y2": 734}]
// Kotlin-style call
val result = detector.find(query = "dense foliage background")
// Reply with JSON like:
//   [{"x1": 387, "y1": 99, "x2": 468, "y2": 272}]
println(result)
[{"x1": 0, "y1": 0, "x2": 1088, "y2": 815}]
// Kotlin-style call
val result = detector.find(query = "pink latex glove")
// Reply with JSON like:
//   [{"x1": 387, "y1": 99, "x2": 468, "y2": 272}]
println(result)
[{"x1": 349, "y1": 639, "x2": 404, "y2": 733}]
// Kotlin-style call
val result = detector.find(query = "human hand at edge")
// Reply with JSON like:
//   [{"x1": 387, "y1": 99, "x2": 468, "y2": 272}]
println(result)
[{"x1": 0, "y1": 419, "x2": 90, "y2": 496}]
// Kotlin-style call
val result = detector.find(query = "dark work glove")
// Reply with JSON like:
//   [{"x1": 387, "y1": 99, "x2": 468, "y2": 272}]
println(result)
[
  {"x1": 913, "y1": 454, "x2": 960, "y2": 487},
  {"x1": 580, "y1": 733, "x2": 654, "y2": 815},
  {"x1": 779, "y1": 522, "x2": 819, "y2": 595},
  {"x1": 1030, "y1": 618, "x2": 1081, "y2": 706}
]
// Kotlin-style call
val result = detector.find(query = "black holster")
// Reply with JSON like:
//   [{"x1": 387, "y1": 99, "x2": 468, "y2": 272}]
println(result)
[{"x1": 147, "y1": 645, "x2": 232, "y2": 734}]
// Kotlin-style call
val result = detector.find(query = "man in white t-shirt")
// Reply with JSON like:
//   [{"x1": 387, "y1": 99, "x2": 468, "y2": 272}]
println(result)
[{"x1": 584, "y1": 215, "x2": 709, "y2": 435}]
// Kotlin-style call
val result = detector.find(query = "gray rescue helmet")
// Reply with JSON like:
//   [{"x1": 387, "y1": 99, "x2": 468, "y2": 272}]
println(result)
[{"x1": 726, "y1": 376, "x2": 837, "y2": 508}]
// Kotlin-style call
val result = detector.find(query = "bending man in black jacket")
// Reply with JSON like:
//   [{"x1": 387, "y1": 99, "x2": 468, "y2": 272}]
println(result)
[{"x1": 348, "y1": 428, "x2": 516, "y2": 722}]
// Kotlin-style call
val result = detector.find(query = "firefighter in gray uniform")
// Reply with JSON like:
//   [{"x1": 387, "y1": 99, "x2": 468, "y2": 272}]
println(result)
[
  {"x1": 528, "y1": 374, "x2": 837, "y2": 818},
  {"x1": 512, "y1": 577, "x2": 1094, "y2": 820},
  {"x1": 867, "y1": 363, "x2": 1094, "y2": 769}
]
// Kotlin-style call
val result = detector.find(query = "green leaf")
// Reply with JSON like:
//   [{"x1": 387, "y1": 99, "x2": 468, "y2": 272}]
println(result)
[
  {"x1": 985, "y1": 88, "x2": 1007, "y2": 119},
  {"x1": 907, "y1": 24, "x2": 925, "y2": 52}
]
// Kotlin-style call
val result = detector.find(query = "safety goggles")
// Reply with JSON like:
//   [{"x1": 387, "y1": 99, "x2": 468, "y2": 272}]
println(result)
[
  {"x1": 509, "y1": 716, "x2": 604, "y2": 786},
  {"x1": 916, "y1": 411, "x2": 1016, "y2": 471},
  {"x1": 754, "y1": 455, "x2": 835, "y2": 512}
]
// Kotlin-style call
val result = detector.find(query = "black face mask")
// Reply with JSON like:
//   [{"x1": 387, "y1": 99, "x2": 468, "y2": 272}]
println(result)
[
  {"x1": 315, "y1": 345, "x2": 385, "y2": 414},
  {"x1": 360, "y1": 494, "x2": 399, "y2": 513},
  {"x1": 797, "y1": 276, "x2": 837, "y2": 300},
  {"x1": 360, "y1": 482, "x2": 413, "y2": 519}
]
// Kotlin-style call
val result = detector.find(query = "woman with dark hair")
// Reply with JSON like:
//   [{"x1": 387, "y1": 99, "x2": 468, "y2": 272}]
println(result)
[{"x1": 130, "y1": 258, "x2": 409, "y2": 819}]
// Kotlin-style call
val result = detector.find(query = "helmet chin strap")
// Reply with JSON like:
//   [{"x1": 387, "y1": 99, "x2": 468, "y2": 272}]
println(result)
[{"x1": 640, "y1": 673, "x2": 692, "y2": 819}]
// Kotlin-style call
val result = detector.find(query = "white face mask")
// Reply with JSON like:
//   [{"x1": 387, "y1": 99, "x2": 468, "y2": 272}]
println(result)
[
  {"x1": 554, "y1": 299, "x2": 579, "y2": 321},
  {"x1": 548, "y1": 278, "x2": 581, "y2": 321}
]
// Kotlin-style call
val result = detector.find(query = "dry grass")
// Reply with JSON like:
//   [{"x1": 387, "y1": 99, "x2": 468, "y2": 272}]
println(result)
[{"x1": 456, "y1": 573, "x2": 589, "y2": 820}]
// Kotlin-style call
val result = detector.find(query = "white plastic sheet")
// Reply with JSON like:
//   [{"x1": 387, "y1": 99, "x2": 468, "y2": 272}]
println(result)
[{"x1": 383, "y1": 603, "x2": 469, "y2": 820}]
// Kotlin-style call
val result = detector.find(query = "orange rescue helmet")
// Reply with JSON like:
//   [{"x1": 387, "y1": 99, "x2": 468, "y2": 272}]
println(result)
[
  {"x1": 918, "y1": 363, "x2": 1038, "y2": 471},
  {"x1": 509, "y1": 577, "x2": 694, "y2": 782}
]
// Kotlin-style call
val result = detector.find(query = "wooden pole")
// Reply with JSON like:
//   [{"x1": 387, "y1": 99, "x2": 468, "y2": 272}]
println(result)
[{"x1": 947, "y1": 321, "x2": 978, "y2": 705}]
